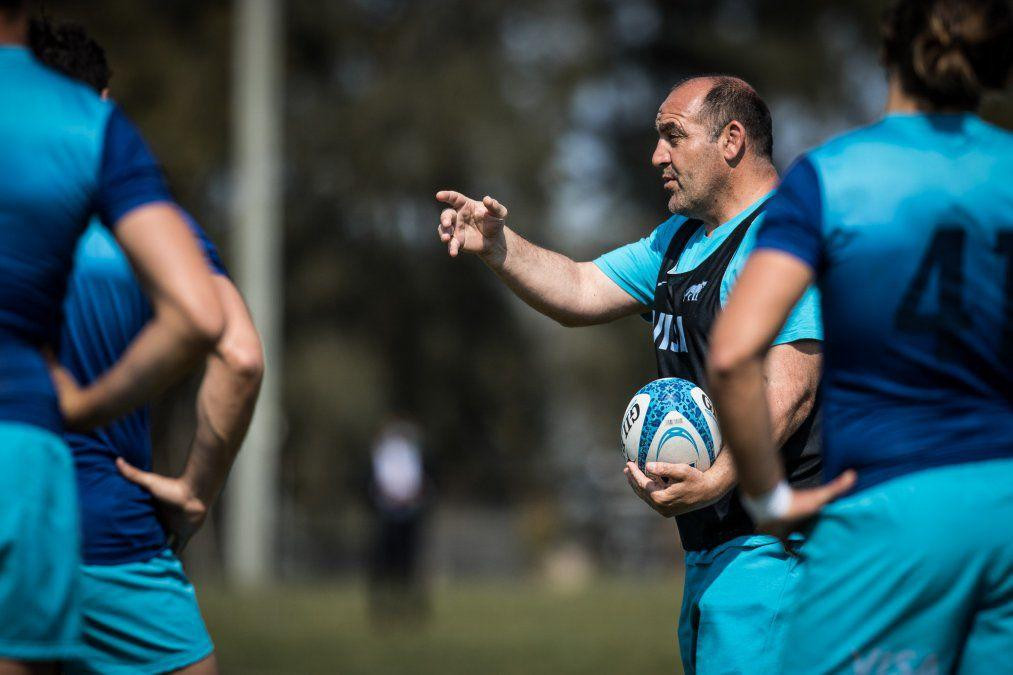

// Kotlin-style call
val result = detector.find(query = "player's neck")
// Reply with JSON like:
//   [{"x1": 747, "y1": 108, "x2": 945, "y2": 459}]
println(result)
[
  {"x1": 702, "y1": 166, "x2": 778, "y2": 234},
  {"x1": 885, "y1": 75, "x2": 923, "y2": 114},
  {"x1": 885, "y1": 72, "x2": 970, "y2": 115}
]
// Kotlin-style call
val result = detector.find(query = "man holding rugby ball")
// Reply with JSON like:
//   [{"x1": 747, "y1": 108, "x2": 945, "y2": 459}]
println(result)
[{"x1": 435, "y1": 76, "x2": 839, "y2": 674}]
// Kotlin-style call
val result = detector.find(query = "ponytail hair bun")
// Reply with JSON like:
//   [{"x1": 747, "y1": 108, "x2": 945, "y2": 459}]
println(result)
[{"x1": 883, "y1": 0, "x2": 1013, "y2": 110}]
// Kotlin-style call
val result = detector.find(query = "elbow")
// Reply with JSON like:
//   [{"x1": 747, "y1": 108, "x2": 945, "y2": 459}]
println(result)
[
  {"x1": 791, "y1": 384, "x2": 818, "y2": 420},
  {"x1": 219, "y1": 330, "x2": 265, "y2": 389},
  {"x1": 173, "y1": 303, "x2": 225, "y2": 354},
  {"x1": 555, "y1": 316, "x2": 600, "y2": 328},
  {"x1": 555, "y1": 314, "x2": 586, "y2": 328},
  {"x1": 193, "y1": 310, "x2": 226, "y2": 350},
  {"x1": 707, "y1": 343, "x2": 754, "y2": 391},
  {"x1": 553, "y1": 307, "x2": 600, "y2": 328}
]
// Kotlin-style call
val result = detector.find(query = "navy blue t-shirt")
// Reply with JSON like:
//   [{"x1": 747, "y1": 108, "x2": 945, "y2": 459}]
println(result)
[
  {"x1": 60, "y1": 215, "x2": 228, "y2": 565},
  {"x1": 0, "y1": 46, "x2": 171, "y2": 433},
  {"x1": 756, "y1": 113, "x2": 1013, "y2": 491}
]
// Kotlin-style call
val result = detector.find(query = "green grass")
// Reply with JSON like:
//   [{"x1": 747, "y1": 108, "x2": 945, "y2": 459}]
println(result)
[{"x1": 199, "y1": 577, "x2": 684, "y2": 674}]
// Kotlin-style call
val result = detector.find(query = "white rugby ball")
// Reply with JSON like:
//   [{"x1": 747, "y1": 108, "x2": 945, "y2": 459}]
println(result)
[{"x1": 620, "y1": 377, "x2": 722, "y2": 471}]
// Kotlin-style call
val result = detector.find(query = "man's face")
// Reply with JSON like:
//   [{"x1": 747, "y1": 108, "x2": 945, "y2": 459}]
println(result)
[{"x1": 651, "y1": 83, "x2": 726, "y2": 217}]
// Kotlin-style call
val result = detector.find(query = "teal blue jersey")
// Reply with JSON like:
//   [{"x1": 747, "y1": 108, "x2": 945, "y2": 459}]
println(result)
[
  {"x1": 0, "y1": 46, "x2": 171, "y2": 433},
  {"x1": 756, "y1": 113, "x2": 1013, "y2": 490},
  {"x1": 59, "y1": 218, "x2": 227, "y2": 566},
  {"x1": 594, "y1": 193, "x2": 823, "y2": 345}
]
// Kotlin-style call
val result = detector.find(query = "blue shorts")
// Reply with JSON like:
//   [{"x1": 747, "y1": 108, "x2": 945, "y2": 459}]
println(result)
[
  {"x1": 64, "y1": 550, "x2": 214, "y2": 674},
  {"x1": 0, "y1": 422, "x2": 81, "y2": 661},
  {"x1": 678, "y1": 534, "x2": 801, "y2": 675},
  {"x1": 783, "y1": 458, "x2": 1013, "y2": 674}
]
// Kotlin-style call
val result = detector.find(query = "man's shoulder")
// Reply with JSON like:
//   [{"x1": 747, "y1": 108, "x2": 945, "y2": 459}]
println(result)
[{"x1": 647, "y1": 213, "x2": 692, "y2": 253}]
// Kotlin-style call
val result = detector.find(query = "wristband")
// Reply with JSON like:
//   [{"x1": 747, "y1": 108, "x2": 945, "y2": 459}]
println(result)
[{"x1": 742, "y1": 479, "x2": 792, "y2": 523}]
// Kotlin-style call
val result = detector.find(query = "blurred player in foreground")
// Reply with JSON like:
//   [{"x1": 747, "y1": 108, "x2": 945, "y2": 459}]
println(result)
[
  {"x1": 709, "y1": 0, "x2": 1013, "y2": 672},
  {"x1": 436, "y1": 77, "x2": 823, "y2": 674},
  {"x1": 31, "y1": 17, "x2": 264, "y2": 675},
  {"x1": 0, "y1": 2, "x2": 225, "y2": 673}
]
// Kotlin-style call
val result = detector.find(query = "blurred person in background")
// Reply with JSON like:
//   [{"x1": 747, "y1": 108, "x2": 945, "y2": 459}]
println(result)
[
  {"x1": 368, "y1": 415, "x2": 429, "y2": 623},
  {"x1": 435, "y1": 76, "x2": 824, "y2": 674},
  {"x1": 709, "y1": 0, "x2": 1013, "y2": 672},
  {"x1": 0, "y1": 1, "x2": 225, "y2": 672},
  {"x1": 30, "y1": 16, "x2": 264, "y2": 675}
]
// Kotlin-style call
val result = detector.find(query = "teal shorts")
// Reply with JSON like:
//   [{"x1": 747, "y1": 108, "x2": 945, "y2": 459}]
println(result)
[
  {"x1": 64, "y1": 550, "x2": 214, "y2": 674},
  {"x1": 678, "y1": 534, "x2": 801, "y2": 675},
  {"x1": 783, "y1": 458, "x2": 1013, "y2": 674},
  {"x1": 0, "y1": 422, "x2": 82, "y2": 662}
]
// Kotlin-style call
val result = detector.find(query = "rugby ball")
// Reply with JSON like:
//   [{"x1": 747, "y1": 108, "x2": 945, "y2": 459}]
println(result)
[{"x1": 620, "y1": 378, "x2": 721, "y2": 471}]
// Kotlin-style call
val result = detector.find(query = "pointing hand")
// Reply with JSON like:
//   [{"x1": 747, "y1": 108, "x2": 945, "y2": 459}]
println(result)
[{"x1": 435, "y1": 190, "x2": 508, "y2": 260}]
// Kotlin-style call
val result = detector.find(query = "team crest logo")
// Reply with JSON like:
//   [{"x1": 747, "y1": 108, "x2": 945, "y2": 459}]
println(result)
[{"x1": 683, "y1": 281, "x2": 707, "y2": 302}]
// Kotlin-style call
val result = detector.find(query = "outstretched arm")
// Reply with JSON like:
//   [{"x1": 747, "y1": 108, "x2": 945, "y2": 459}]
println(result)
[
  {"x1": 118, "y1": 275, "x2": 264, "y2": 551},
  {"x1": 436, "y1": 191, "x2": 641, "y2": 326}
]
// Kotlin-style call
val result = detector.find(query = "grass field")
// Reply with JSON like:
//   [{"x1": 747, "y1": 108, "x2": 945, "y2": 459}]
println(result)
[{"x1": 200, "y1": 576, "x2": 685, "y2": 674}]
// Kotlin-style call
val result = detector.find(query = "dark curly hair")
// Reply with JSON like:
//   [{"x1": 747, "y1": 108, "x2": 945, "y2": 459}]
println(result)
[
  {"x1": 882, "y1": 0, "x2": 1013, "y2": 110},
  {"x1": 29, "y1": 15, "x2": 110, "y2": 93}
]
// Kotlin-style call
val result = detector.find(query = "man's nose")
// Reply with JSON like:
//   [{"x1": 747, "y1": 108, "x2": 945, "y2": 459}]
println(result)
[{"x1": 651, "y1": 140, "x2": 669, "y2": 168}]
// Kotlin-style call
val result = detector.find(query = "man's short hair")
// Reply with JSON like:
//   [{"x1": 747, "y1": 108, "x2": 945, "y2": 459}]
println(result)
[
  {"x1": 29, "y1": 16, "x2": 110, "y2": 93},
  {"x1": 673, "y1": 75, "x2": 774, "y2": 160}
]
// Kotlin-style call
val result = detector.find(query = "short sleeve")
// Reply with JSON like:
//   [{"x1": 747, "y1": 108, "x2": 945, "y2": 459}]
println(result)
[
  {"x1": 180, "y1": 210, "x2": 229, "y2": 278},
  {"x1": 593, "y1": 216, "x2": 685, "y2": 306},
  {"x1": 755, "y1": 156, "x2": 823, "y2": 272},
  {"x1": 94, "y1": 106, "x2": 172, "y2": 228},
  {"x1": 772, "y1": 284, "x2": 823, "y2": 345}
]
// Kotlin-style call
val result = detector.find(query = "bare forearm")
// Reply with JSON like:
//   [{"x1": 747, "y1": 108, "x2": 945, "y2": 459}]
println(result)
[
  {"x1": 75, "y1": 312, "x2": 216, "y2": 429},
  {"x1": 181, "y1": 278, "x2": 263, "y2": 506},
  {"x1": 692, "y1": 370, "x2": 811, "y2": 506},
  {"x1": 699, "y1": 448, "x2": 736, "y2": 506},
  {"x1": 181, "y1": 352, "x2": 261, "y2": 506},
  {"x1": 70, "y1": 202, "x2": 225, "y2": 429},
  {"x1": 711, "y1": 340, "x2": 821, "y2": 497},
  {"x1": 437, "y1": 191, "x2": 640, "y2": 325},
  {"x1": 712, "y1": 358, "x2": 784, "y2": 497},
  {"x1": 483, "y1": 227, "x2": 632, "y2": 326}
]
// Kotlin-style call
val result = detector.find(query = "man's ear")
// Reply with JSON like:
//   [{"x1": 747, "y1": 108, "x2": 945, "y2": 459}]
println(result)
[{"x1": 721, "y1": 120, "x2": 747, "y2": 164}]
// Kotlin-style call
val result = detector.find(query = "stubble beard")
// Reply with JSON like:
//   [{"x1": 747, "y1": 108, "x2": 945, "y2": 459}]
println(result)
[{"x1": 667, "y1": 185, "x2": 700, "y2": 218}]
